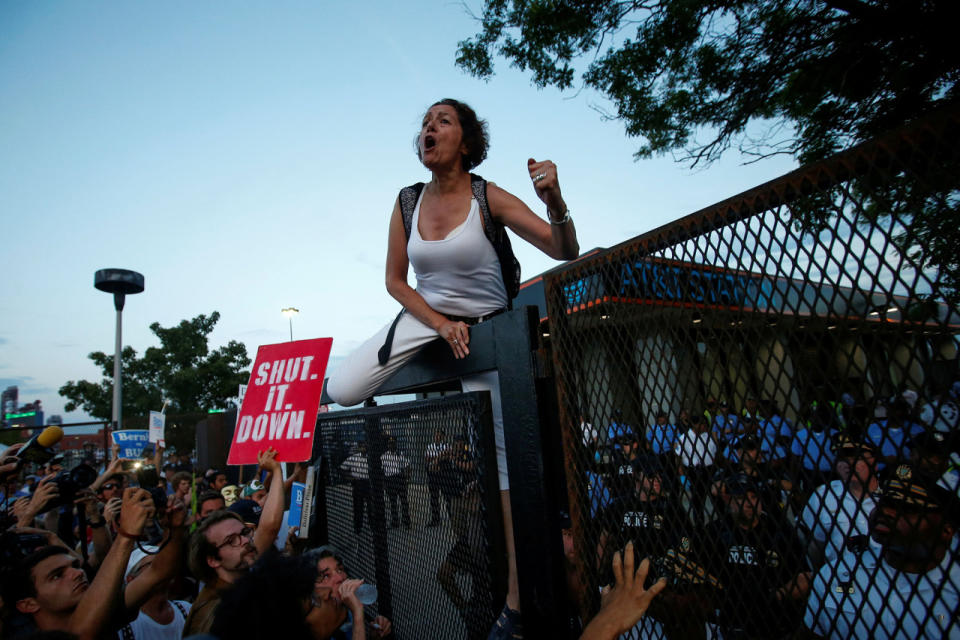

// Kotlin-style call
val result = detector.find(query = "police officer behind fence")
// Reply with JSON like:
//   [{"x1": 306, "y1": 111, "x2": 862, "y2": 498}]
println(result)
[
  {"x1": 339, "y1": 442, "x2": 371, "y2": 536},
  {"x1": 803, "y1": 462, "x2": 960, "y2": 639},
  {"x1": 437, "y1": 434, "x2": 490, "y2": 634},
  {"x1": 700, "y1": 473, "x2": 810, "y2": 639},
  {"x1": 598, "y1": 456, "x2": 685, "y2": 573},
  {"x1": 381, "y1": 436, "x2": 411, "y2": 529},
  {"x1": 800, "y1": 435, "x2": 879, "y2": 570},
  {"x1": 598, "y1": 455, "x2": 688, "y2": 638}
]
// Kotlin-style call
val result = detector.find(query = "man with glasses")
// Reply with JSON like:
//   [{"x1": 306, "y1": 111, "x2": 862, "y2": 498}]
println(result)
[{"x1": 182, "y1": 448, "x2": 285, "y2": 636}]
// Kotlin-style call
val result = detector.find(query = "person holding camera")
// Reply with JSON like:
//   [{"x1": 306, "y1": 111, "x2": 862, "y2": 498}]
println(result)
[{"x1": 4, "y1": 486, "x2": 188, "y2": 640}]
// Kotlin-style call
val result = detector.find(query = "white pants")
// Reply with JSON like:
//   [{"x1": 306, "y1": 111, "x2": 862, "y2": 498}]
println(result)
[{"x1": 327, "y1": 312, "x2": 509, "y2": 489}]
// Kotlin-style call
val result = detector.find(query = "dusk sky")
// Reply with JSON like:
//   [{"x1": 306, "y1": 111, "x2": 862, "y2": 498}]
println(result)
[{"x1": 0, "y1": 1, "x2": 797, "y2": 424}]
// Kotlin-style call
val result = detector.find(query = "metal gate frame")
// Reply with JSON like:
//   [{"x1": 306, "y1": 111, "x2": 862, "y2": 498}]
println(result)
[{"x1": 318, "y1": 306, "x2": 572, "y2": 637}]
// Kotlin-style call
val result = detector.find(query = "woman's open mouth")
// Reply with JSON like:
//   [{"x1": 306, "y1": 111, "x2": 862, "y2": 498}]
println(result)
[{"x1": 423, "y1": 135, "x2": 436, "y2": 150}]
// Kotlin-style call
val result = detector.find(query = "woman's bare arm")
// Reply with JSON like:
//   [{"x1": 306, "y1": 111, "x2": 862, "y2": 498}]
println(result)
[{"x1": 488, "y1": 158, "x2": 579, "y2": 261}]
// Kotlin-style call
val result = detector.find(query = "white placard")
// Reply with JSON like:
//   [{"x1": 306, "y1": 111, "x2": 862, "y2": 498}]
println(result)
[{"x1": 148, "y1": 411, "x2": 166, "y2": 446}]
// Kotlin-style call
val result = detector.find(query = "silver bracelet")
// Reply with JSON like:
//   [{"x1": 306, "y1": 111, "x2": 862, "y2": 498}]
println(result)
[{"x1": 549, "y1": 206, "x2": 571, "y2": 225}]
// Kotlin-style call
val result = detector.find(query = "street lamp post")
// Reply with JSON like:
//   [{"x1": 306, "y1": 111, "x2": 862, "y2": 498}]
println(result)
[
  {"x1": 281, "y1": 307, "x2": 299, "y2": 342},
  {"x1": 95, "y1": 269, "x2": 144, "y2": 433}
]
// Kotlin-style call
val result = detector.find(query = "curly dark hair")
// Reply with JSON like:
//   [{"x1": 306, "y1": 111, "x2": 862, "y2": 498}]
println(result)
[
  {"x1": 414, "y1": 98, "x2": 489, "y2": 171},
  {"x1": 211, "y1": 549, "x2": 318, "y2": 640}
]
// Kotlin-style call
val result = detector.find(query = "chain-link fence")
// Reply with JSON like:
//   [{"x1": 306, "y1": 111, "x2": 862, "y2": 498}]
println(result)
[
  {"x1": 544, "y1": 107, "x2": 960, "y2": 638},
  {"x1": 315, "y1": 392, "x2": 505, "y2": 640}
]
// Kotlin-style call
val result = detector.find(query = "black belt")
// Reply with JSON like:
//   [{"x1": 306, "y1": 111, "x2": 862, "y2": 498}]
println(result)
[
  {"x1": 377, "y1": 307, "x2": 507, "y2": 366},
  {"x1": 443, "y1": 308, "x2": 506, "y2": 326}
]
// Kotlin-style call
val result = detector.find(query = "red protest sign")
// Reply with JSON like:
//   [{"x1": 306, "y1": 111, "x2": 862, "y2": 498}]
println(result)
[{"x1": 227, "y1": 338, "x2": 332, "y2": 465}]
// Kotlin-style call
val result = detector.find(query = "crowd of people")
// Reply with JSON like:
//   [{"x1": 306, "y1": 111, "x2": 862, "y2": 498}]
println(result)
[
  {"x1": 576, "y1": 386, "x2": 960, "y2": 638},
  {"x1": 0, "y1": 432, "x2": 669, "y2": 640},
  {"x1": 2, "y1": 391, "x2": 957, "y2": 640},
  {"x1": 4, "y1": 86, "x2": 958, "y2": 639},
  {"x1": 4, "y1": 393, "x2": 956, "y2": 640},
  {"x1": 0, "y1": 442, "x2": 401, "y2": 640}
]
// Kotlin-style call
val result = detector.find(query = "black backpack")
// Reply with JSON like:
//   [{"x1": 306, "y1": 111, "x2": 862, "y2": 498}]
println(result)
[{"x1": 398, "y1": 173, "x2": 521, "y2": 303}]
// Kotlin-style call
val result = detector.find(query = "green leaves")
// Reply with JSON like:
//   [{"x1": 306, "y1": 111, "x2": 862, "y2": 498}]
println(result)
[
  {"x1": 58, "y1": 312, "x2": 251, "y2": 423},
  {"x1": 455, "y1": 0, "x2": 960, "y2": 302},
  {"x1": 455, "y1": 0, "x2": 959, "y2": 165}
]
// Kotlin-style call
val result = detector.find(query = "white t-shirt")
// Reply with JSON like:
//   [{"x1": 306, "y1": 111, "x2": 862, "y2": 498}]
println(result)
[
  {"x1": 581, "y1": 422, "x2": 598, "y2": 446},
  {"x1": 675, "y1": 429, "x2": 717, "y2": 467},
  {"x1": 426, "y1": 442, "x2": 449, "y2": 462},
  {"x1": 340, "y1": 453, "x2": 369, "y2": 480},
  {"x1": 800, "y1": 480, "x2": 877, "y2": 564},
  {"x1": 118, "y1": 600, "x2": 191, "y2": 640},
  {"x1": 381, "y1": 451, "x2": 410, "y2": 477},
  {"x1": 407, "y1": 190, "x2": 507, "y2": 317}
]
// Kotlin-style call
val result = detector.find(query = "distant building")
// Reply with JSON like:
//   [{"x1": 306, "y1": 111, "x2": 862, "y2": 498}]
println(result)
[
  {"x1": 1, "y1": 386, "x2": 18, "y2": 428},
  {"x1": 4, "y1": 395, "x2": 44, "y2": 429}
]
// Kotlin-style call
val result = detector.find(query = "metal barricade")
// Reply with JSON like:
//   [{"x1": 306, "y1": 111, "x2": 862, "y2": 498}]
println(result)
[
  {"x1": 316, "y1": 393, "x2": 504, "y2": 639},
  {"x1": 543, "y1": 107, "x2": 960, "y2": 638},
  {"x1": 315, "y1": 308, "x2": 571, "y2": 638}
]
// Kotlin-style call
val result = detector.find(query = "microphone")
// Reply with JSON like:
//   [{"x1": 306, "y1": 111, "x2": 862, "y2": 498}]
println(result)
[{"x1": 16, "y1": 426, "x2": 65, "y2": 465}]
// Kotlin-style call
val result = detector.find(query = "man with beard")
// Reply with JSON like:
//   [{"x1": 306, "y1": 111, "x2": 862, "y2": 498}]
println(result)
[
  {"x1": 800, "y1": 436, "x2": 880, "y2": 569},
  {"x1": 182, "y1": 448, "x2": 285, "y2": 636},
  {"x1": 803, "y1": 463, "x2": 960, "y2": 639},
  {"x1": 700, "y1": 473, "x2": 810, "y2": 639}
]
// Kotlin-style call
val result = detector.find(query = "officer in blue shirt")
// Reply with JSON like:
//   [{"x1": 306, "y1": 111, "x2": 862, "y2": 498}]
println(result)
[
  {"x1": 607, "y1": 408, "x2": 636, "y2": 453},
  {"x1": 712, "y1": 401, "x2": 740, "y2": 445},
  {"x1": 866, "y1": 397, "x2": 925, "y2": 469},
  {"x1": 791, "y1": 403, "x2": 840, "y2": 494},
  {"x1": 646, "y1": 412, "x2": 678, "y2": 456}
]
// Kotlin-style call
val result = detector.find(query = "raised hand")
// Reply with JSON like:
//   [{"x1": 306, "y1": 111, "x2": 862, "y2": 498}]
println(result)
[
  {"x1": 528, "y1": 157, "x2": 565, "y2": 216},
  {"x1": 257, "y1": 447, "x2": 282, "y2": 474},
  {"x1": 118, "y1": 488, "x2": 155, "y2": 538},
  {"x1": 584, "y1": 542, "x2": 667, "y2": 639}
]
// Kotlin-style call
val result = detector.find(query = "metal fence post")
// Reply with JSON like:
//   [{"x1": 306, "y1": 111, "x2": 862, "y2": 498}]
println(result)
[{"x1": 494, "y1": 306, "x2": 570, "y2": 637}]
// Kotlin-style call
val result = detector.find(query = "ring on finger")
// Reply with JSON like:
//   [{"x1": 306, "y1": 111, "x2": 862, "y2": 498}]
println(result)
[
  {"x1": 533, "y1": 173, "x2": 546, "y2": 183},
  {"x1": 452, "y1": 339, "x2": 459, "y2": 345}
]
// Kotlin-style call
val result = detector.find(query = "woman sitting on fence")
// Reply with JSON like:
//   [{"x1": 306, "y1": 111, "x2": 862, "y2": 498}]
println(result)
[{"x1": 326, "y1": 98, "x2": 580, "y2": 623}]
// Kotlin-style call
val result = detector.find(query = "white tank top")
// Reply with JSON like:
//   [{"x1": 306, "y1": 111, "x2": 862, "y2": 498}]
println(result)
[{"x1": 407, "y1": 188, "x2": 508, "y2": 317}]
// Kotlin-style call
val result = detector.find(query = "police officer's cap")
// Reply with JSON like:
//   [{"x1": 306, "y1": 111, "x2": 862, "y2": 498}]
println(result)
[
  {"x1": 723, "y1": 472, "x2": 759, "y2": 495},
  {"x1": 631, "y1": 454, "x2": 664, "y2": 478},
  {"x1": 831, "y1": 433, "x2": 878, "y2": 458},
  {"x1": 879, "y1": 463, "x2": 959, "y2": 521}
]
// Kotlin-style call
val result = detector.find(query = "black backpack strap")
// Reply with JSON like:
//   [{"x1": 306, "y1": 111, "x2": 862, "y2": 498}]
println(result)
[
  {"x1": 381, "y1": 183, "x2": 426, "y2": 366},
  {"x1": 377, "y1": 309, "x2": 405, "y2": 366},
  {"x1": 471, "y1": 174, "x2": 493, "y2": 238},
  {"x1": 398, "y1": 182, "x2": 426, "y2": 240},
  {"x1": 471, "y1": 174, "x2": 521, "y2": 305}
]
